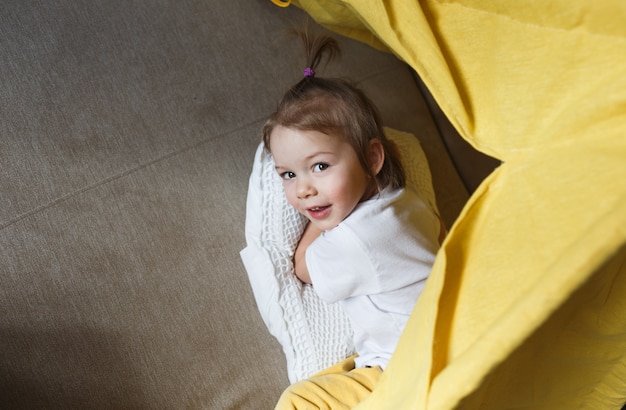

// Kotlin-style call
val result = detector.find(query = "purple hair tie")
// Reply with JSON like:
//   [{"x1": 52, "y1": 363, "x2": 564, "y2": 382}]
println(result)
[{"x1": 303, "y1": 67, "x2": 315, "y2": 78}]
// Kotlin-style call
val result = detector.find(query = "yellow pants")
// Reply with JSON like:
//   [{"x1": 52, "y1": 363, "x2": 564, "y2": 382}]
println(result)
[{"x1": 275, "y1": 356, "x2": 383, "y2": 410}]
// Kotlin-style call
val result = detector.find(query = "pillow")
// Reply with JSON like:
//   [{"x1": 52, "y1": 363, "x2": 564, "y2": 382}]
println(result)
[{"x1": 241, "y1": 127, "x2": 439, "y2": 383}]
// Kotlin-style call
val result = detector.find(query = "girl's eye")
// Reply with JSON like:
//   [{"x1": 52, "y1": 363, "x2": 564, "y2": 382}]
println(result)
[
  {"x1": 281, "y1": 171, "x2": 296, "y2": 180},
  {"x1": 313, "y1": 163, "x2": 329, "y2": 172}
]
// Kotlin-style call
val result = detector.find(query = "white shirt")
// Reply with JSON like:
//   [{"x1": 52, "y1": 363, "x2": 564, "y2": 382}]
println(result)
[{"x1": 306, "y1": 187, "x2": 440, "y2": 369}]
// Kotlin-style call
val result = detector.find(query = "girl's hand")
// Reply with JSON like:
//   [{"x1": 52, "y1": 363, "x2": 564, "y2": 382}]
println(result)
[{"x1": 293, "y1": 222, "x2": 323, "y2": 284}]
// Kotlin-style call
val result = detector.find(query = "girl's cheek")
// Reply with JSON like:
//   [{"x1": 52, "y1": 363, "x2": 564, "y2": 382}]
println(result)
[{"x1": 285, "y1": 189, "x2": 299, "y2": 209}]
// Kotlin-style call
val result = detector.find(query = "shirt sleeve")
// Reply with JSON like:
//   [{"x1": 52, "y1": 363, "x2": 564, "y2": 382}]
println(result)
[{"x1": 306, "y1": 226, "x2": 380, "y2": 304}]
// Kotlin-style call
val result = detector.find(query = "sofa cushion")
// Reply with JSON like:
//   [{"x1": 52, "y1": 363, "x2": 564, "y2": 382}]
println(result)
[{"x1": 0, "y1": 1, "x2": 466, "y2": 408}]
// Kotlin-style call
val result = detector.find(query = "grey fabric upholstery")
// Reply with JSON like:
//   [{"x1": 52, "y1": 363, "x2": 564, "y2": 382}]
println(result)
[{"x1": 0, "y1": 1, "x2": 467, "y2": 408}]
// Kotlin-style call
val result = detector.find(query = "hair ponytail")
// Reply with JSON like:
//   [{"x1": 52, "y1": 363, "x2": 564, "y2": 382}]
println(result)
[{"x1": 290, "y1": 26, "x2": 341, "y2": 79}]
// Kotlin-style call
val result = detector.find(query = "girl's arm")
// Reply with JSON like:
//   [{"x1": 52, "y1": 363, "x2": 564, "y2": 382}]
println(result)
[{"x1": 293, "y1": 222, "x2": 323, "y2": 284}]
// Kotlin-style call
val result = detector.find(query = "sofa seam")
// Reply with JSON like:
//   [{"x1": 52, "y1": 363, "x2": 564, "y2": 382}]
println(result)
[
  {"x1": 0, "y1": 120, "x2": 264, "y2": 232},
  {"x1": 354, "y1": 63, "x2": 402, "y2": 85}
]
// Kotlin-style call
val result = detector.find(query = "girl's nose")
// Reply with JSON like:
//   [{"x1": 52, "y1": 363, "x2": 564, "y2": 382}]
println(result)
[{"x1": 296, "y1": 178, "x2": 316, "y2": 199}]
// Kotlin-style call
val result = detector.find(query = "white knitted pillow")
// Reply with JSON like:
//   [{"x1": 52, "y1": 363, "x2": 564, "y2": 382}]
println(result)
[{"x1": 241, "y1": 127, "x2": 438, "y2": 383}]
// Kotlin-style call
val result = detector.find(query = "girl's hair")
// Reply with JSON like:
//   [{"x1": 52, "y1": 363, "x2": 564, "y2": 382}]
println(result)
[{"x1": 262, "y1": 28, "x2": 406, "y2": 191}]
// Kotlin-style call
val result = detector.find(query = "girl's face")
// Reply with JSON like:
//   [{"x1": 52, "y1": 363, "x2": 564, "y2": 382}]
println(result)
[{"x1": 270, "y1": 126, "x2": 378, "y2": 232}]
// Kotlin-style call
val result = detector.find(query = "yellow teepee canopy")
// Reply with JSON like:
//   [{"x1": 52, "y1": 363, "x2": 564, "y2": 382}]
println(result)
[{"x1": 290, "y1": 1, "x2": 626, "y2": 408}]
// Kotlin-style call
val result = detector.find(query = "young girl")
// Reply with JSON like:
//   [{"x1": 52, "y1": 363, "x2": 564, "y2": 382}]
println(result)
[{"x1": 263, "y1": 29, "x2": 443, "y2": 409}]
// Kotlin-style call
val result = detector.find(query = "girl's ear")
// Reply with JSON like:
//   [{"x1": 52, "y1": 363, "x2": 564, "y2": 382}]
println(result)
[{"x1": 368, "y1": 138, "x2": 385, "y2": 176}]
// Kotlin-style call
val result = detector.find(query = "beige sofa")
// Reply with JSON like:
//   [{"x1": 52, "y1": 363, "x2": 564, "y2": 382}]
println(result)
[{"x1": 0, "y1": 1, "x2": 492, "y2": 408}]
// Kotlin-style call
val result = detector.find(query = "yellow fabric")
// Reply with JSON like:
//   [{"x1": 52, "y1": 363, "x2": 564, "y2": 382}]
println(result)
[
  {"x1": 288, "y1": 1, "x2": 626, "y2": 408},
  {"x1": 274, "y1": 355, "x2": 382, "y2": 410},
  {"x1": 270, "y1": 0, "x2": 292, "y2": 7}
]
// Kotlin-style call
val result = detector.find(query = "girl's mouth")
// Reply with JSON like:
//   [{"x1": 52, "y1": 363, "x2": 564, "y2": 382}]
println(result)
[{"x1": 307, "y1": 205, "x2": 331, "y2": 220}]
